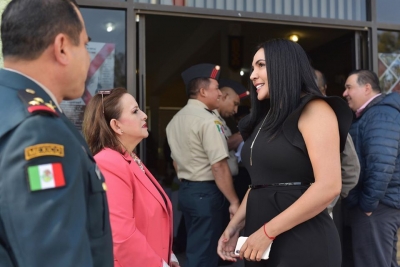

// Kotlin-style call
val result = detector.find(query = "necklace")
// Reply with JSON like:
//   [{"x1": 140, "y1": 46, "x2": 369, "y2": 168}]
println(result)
[
  {"x1": 131, "y1": 152, "x2": 145, "y2": 172},
  {"x1": 250, "y1": 113, "x2": 269, "y2": 166}
]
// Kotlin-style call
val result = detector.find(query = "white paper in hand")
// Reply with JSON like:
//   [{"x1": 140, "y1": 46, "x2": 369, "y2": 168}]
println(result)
[{"x1": 234, "y1": 236, "x2": 272, "y2": 260}]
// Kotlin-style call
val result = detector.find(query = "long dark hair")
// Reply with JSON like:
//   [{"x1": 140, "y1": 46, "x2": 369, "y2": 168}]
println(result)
[{"x1": 239, "y1": 39, "x2": 322, "y2": 139}]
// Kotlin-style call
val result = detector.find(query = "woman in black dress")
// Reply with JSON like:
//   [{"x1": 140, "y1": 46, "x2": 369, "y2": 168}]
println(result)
[{"x1": 217, "y1": 39, "x2": 352, "y2": 266}]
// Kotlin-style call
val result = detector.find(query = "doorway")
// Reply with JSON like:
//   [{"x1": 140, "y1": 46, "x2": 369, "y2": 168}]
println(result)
[{"x1": 138, "y1": 14, "x2": 367, "y2": 177}]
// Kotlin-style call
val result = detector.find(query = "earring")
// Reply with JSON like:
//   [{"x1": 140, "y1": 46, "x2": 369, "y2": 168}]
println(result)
[{"x1": 120, "y1": 130, "x2": 124, "y2": 134}]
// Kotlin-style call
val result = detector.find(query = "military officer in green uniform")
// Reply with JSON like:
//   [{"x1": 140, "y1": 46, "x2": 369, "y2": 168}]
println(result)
[
  {"x1": 0, "y1": 0, "x2": 113, "y2": 266},
  {"x1": 166, "y1": 64, "x2": 239, "y2": 267}
]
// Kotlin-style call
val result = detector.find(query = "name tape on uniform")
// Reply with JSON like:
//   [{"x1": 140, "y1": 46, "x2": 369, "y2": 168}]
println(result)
[{"x1": 25, "y1": 143, "x2": 64, "y2": 160}]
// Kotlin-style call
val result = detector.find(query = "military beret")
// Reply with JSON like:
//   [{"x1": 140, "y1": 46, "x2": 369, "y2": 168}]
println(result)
[
  {"x1": 218, "y1": 79, "x2": 249, "y2": 99},
  {"x1": 181, "y1": 63, "x2": 221, "y2": 93}
]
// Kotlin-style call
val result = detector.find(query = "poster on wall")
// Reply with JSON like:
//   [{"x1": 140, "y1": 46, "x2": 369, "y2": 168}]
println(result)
[
  {"x1": 61, "y1": 42, "x2": 115, "y2": 130},
  {"x1": 378, "y1": 53, "x2": 400, "y2": 94}
]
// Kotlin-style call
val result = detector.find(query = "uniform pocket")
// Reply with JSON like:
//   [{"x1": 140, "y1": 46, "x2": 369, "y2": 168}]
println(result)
[{"x1": 87, "y1": 165, "x2": 106, "y2": 238}]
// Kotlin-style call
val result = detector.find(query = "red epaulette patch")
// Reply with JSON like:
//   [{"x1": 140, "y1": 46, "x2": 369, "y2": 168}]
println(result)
[{"x1": 27, "y1": 105, "x2": 58, "y2": 116}]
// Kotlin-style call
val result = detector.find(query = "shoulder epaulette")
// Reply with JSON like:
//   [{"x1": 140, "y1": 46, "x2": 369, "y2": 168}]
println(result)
[{"x1": 18, "y1": 88, "x2": 59, "y2": 117}]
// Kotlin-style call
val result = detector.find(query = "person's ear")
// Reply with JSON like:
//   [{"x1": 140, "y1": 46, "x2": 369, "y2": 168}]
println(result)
[
  {"x1": 53, "y1": 33, "x2": 70, "y2": 66},
  {"x1": 199, "y1": 87, "x2": 207, "y2": 97},
  {"x1": 109, "y1": 119, "x2": 123, "y2": 135},
  {"x1": 221, "y1": 93, "x2": 228, "y2": 101},
  {"x1": 364, "y1": 83, "x2": 373, "y2": 95}
]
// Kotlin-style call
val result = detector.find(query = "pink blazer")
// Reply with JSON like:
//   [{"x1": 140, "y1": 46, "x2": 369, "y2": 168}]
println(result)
[{"x1": 95, "y1": 148, "x2": 173, "y2": 267}]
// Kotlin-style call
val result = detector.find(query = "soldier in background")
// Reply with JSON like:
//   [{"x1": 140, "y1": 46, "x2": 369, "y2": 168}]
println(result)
[
  {"x1": 216, "y1": 79, "x2": 251, "y2": 202},
  {"x1": 214, "y1": 79, "x2": 241, "y2": 177},
  {"x1": 166, "y1": 64, "x2": 239, "y2": 267}
]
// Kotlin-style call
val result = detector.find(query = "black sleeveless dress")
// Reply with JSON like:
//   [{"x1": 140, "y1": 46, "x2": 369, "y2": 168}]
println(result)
[{"x1": 241, "y1": 95, "x2": 352, "y2": 267}]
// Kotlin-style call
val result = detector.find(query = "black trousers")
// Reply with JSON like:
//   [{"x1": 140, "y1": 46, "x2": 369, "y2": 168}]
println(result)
[{"x1": 178, "y1": 181, "x2": 228, "y2": 267}]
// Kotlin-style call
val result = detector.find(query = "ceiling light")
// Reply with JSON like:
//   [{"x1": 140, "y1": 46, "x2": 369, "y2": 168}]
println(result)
[{"x1": 289, "y1": 34, "x2": 299, "y2": 42}]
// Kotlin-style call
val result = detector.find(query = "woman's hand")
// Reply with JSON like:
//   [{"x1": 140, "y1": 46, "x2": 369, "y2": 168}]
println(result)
[
  {"x1": 239, "y1": 225, "x2": 272, "y2": 262},
  {"x1": 169, "y1": 253, "x2": 180, "y2": 267},
  {"x1": 217, "y1": 225, "x2": 240, "y2": 262}
]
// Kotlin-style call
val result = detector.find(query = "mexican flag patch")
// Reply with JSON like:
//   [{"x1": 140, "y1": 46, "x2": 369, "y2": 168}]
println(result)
[
  {"x1": 27, "y1": 163, "x2": 66, "y2": 191},
  {"x1": 214, "y1": 120, "x2": 225, "y2": 135}
]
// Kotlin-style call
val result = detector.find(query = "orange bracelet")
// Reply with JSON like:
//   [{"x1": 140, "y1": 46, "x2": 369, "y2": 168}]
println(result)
[{"x1": 263, "y1": 224, "x2": 275, "y2": 240}]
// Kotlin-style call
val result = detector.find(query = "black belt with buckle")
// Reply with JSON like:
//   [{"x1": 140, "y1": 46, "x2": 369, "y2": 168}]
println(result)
[
  {"x1": 249, "y1": 182, "x2": 312, "y2": 189},
  {"x1": 180, "y1": 179, "x2": 215, "y2": 184}
]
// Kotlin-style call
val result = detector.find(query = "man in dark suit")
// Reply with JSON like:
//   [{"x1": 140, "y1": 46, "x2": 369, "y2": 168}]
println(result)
[{"x1": 0, "y1": 1, "x2": 113, "y2": 266}]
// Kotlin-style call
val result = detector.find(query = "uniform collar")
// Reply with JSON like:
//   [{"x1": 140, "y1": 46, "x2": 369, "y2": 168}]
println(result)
[
  {"x1": 213, "y1": 109, "x2": 224, "y2": 121},
  {"x1": 4, "y1": 68, "x2": 63, "y2": 112},
  {"x1": 187, "y1": 99, "x2": 215, "y2": 114}
]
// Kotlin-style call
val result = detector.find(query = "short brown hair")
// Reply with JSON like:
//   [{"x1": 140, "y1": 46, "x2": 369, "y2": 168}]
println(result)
[
  {"x1": 349, "y1": 69, "x2": 382, "y2": 93},
  {"x1": 83, "y1": 88, "x2": 127, "y2": 156}
]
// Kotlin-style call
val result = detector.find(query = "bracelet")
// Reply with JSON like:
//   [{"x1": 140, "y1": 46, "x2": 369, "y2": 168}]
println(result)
[{"x1": 263, "y1": 223, "x2": 275, "y2": 240}]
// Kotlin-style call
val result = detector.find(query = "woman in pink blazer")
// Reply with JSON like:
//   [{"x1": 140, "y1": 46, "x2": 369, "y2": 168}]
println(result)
[{"x1": 83, "y1": 88, "x2": 179, "y2": 267}]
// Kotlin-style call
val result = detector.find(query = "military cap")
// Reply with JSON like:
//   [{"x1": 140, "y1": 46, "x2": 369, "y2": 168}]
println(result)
[
  {"x1": 181, "y1": 63, "x2": 221, "y2": 93},
  {"x1": 218, "y1": 79, "x2": 249, "y2": 99}
]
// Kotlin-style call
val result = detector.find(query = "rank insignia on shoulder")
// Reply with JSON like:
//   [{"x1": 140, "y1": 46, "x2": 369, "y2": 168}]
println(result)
[
  {"x1": 25, "y1": 143, "x2": 64, "y2": 160},
  {"x1": 27, "y1": 162, "x2": 66, "y2": 191},
  {"x1": 26, "y1": 89, "x2": 35, "y2": 94},
  {"x1": 18, "y1": 89, "x2": 59, "y2": 117},
  {"x1": 214, "y1": 120, "x2": 225, "y2": 135}
]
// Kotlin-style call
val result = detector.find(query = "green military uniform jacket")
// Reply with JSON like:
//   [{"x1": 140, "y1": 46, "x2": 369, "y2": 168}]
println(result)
[{"x1": 0, "y1": 69, "x2": 113, "y2": 267}]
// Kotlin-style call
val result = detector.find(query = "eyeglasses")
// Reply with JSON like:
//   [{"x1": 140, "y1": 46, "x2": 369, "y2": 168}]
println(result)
[{"x1": 97, "y1": 89, "x2": 112, "y2": 113}]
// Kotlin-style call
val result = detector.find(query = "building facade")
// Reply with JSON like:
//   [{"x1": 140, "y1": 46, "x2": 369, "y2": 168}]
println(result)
[
  {"x1": 1, "y1": 0, "x2": 400, "y2": 173},
  {"x1": 73, "y1": 0, "x2": 399, "y2": 169}
]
